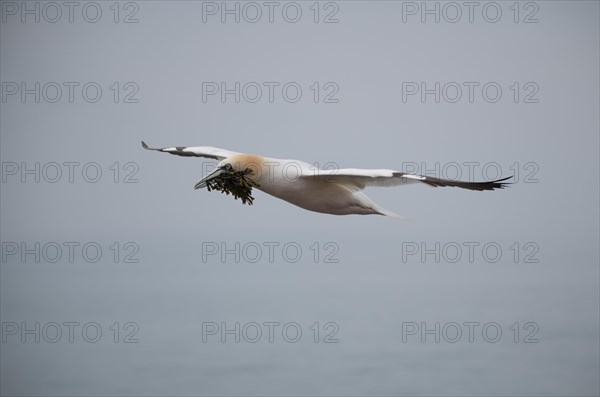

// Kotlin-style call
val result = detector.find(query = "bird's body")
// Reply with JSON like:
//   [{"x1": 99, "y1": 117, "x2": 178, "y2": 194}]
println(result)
[
  {"x1": 142, "y1": 141, "x2": 511, "y2": 219},
  {"x1": 240, "y1": 156, "x2": 390, "y2": 216}
]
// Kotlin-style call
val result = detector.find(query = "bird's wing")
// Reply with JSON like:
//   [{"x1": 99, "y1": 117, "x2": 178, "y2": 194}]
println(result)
[
  {"x1": 141, "y1": 141, "x2": 239, "y2": 160},
  {"x1": 304, "y1": 168, "x2": 512, "y2": 191}
]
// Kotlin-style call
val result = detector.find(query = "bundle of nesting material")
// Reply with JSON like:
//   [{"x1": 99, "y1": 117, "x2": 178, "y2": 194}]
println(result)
[{"x1": 205, "y1": 168, "x2": 260, "y2": 205}]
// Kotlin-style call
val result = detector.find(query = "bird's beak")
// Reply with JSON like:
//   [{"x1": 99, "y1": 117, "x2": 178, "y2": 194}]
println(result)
[{"x1": 194, "y1": 167, "x2": 226, "y2": 190}]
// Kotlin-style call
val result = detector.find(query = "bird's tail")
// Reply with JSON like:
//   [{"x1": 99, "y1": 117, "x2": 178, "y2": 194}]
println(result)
[
  {"x1": 353, "y1": 190, "x2": 411, "y2": 221},
  {"x1": 376, "y1": 206, "x2": 411, "y2": 221}
]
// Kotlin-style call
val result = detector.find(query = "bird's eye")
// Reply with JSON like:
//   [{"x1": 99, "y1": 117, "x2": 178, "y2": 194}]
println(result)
[{"x1": 223, "y1": 164, "x2": 233, "y2": 171}]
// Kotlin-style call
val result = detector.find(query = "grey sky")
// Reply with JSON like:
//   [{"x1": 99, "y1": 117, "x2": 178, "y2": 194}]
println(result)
[{"x1": 1, "y1": 1, "x2": 598, "y2": 395}]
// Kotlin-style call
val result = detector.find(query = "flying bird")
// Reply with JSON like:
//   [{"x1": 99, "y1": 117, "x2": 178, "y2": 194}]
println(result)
[{"x1": 142, "y1": 141, "x2": 511, "y2": 219}]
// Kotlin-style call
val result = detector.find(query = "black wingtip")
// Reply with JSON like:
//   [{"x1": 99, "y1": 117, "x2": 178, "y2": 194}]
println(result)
[
  {"x1": 493, "y1": 175, "x2": 514, "y2": 189},
  {"x1": 142, "y1": 141, "x2": 161, "y2": 151},
  {"x1": 420, "y1": 175, "x2": 514, "y2": 191},
  {"x1": 479, "y1": 175, "x2": 514, "y2": 191}
]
